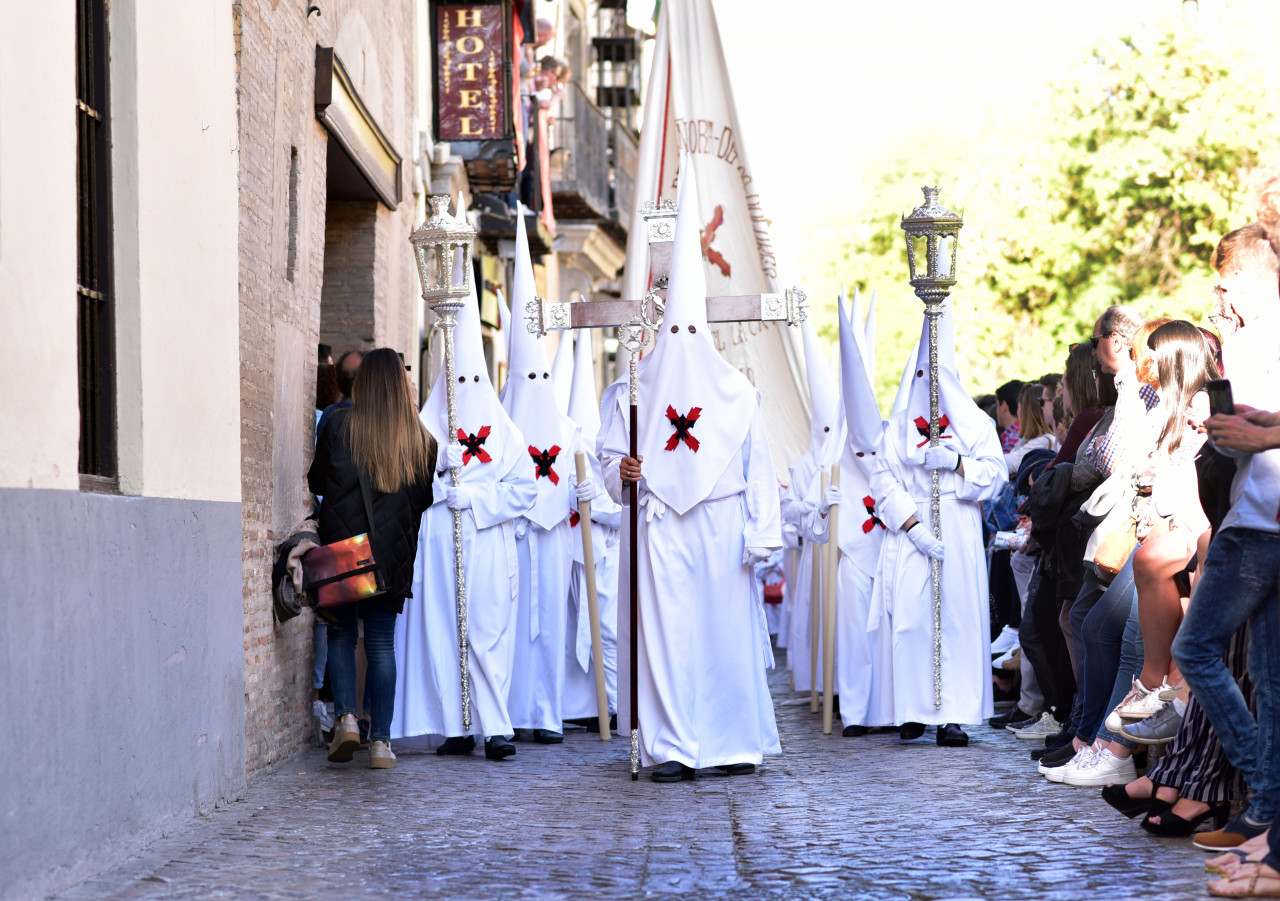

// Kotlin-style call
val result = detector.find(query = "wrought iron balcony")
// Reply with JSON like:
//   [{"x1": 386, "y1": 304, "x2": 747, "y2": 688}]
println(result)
[{"x1": 549, "y1": 82, "x2": 612, "y2": 222}]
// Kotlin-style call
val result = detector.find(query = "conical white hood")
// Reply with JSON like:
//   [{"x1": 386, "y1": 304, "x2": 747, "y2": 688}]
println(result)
[
  {"x1": 504, "y1": 206, "x2": 579, "y2": 529},
  {"x1": 801, "y1": 315, "x2": 842, "y2": 469},
  {"x1": 864, "y1": 290, "x2": 877, "y2": 382},
  {"x1": 568, "y1": 328, "x2": 602, "y2": 441},
  {"x1": 897, "y1": 299, "x2": 991, "y2": 465},
  {"x1": 849, "y1": 287, "x2": 869, "y2": 379},
  {"x1": 629, "y1": 155, "x2": 756, "y2": 515},
  {"x1": 420, "y1": 281, "x2": 520, "y2": 487},
  {"x1": 551, "y1": 332, "x2": 575, "y2": 415},
  {"x1": 837, "y1": 296, "x2": 887, "y2": 567},
  {"x1": 890, "y1": 336, "x2": 920, "y2": 417}
]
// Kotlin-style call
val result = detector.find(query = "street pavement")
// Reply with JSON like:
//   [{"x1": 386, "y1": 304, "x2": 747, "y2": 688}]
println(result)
[{"x1": 57, "y1": 660, "x2": 1214, "y2": 900}]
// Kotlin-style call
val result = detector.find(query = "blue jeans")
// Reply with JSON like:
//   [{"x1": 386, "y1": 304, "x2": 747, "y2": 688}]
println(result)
[
  {"x1": 312, "y1": 622, "x2": 328, "y2": 690},
  {"x1": 1095, "y1": 591, "x2": 1144, "y2": 748},
  {"x1": 1077, "y1": 551, "x2": 1138, "y2": 743},
  {"x1": 327, "y1": 603, "x2": 399, "y2": 743},
  {"x1": 1172, "y1": 528, "x2": 1280, "y2": 826}
]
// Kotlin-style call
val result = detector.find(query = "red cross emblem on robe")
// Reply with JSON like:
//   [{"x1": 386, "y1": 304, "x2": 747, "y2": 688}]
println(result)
[
  {"x1": 861, "y1": 495, "x2": 886, "y2": 534},
  {"x1": 665, "y1": 406, "x2": 701, "y2": 452},
  {"x1": 458, "y1": 427, "x2": 492, "y2": 464},
  {"x1": 528, "y1": 445, "x2": 561, "y2": 484},
  {"x1": 913, "y1": 414, "x2": 952, "y2": 449}
]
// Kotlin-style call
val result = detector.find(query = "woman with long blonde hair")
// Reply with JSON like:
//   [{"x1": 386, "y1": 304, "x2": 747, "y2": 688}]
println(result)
[{"x1": 308, "y1": 348, "x2": 435, "y2": 769}]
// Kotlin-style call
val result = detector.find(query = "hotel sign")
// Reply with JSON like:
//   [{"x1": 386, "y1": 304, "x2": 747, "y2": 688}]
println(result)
[{"x1": 436, "y1": 4, "x2": 508, "y2": 141}]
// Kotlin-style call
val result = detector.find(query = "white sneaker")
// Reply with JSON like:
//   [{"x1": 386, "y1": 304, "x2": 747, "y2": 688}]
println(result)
[
  {"x1": 1014, "y1": 712, "x2": 1062, "y2": 740},
  {"x1": 1062, "y1": 748, "x2": 1137, "y2": 787},
  {"x1": 1043, "y1": 744, "x2": 1097, "y2": 782},
  {"x1": 1105, "y1": 677, "x2": 1151, "y2": 733},
  {"x1": 313, "y1": 699, "x2": 334, "y2": 731},
  {"x1": 990, "y1": 625, "x2": 1020, "y2": 657},
  {"x1": 992, "y1": 647, "x2": 1018, "y2": 670},
  {"x1": 1116, "y1": 678, "x2": 1172, "y2": 721}
]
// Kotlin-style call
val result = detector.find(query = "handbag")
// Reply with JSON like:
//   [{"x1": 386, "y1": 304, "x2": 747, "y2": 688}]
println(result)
[
  {"x1": 1092, "y1": 489, "x2": 1151, "y2": 578},
  {"x1": 302, "y1": 467, "x2": 385, "y2": 610}
]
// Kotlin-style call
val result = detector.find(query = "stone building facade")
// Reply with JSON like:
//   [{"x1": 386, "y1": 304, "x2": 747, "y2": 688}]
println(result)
[{"x1": 233, "y1": 0, "x2": 420, "y2": 773}]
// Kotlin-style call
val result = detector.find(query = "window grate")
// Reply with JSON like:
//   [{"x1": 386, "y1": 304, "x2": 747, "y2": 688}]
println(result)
[{"x1": 76, "y1": 0, "x2": 115, "y2": 480}]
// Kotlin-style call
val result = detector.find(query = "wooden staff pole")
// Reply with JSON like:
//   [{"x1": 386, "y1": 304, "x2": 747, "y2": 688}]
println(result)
[
  {"x1": 822, "y1": 465, "x2": 841, "y2": 734},
  {"x1": 574, "y1": 452, "x2": 611, "y2": 740},
  {"x1": 810, "y1": 470, "x2": 828, "y2": 714}
]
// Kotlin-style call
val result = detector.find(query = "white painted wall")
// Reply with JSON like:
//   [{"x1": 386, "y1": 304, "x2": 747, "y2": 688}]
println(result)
[
  {"x1": 0, "y1": 2, "x2": 81, "y2": 491},
  {"x1": 0, "y1": 0, "x2": 239, "y2": 504},
  {"x1": 112, "y1": 0, "x2": 241, "y2": 504}
]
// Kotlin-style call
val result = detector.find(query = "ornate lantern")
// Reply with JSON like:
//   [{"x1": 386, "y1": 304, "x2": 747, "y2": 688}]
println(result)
[
  {"x1": 899, "y1": 185, "x2": 964, "y2": 713},
  {"x1": 410, "y1": 195, "x2": 475, "y2": 315},
  {"x1": 409, "y1": 193, "x2": 477, "y2": 730}
]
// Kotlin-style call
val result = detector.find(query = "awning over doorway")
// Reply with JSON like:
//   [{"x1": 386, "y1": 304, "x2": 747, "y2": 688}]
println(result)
[{"x1": 315, "y1": 47, "x2": 402, "y2": 209}]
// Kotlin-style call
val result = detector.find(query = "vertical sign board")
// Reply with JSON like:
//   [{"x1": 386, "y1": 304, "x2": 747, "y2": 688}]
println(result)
[{"x1": 436, "y1": 4, "x2": 508, "y2": 141}]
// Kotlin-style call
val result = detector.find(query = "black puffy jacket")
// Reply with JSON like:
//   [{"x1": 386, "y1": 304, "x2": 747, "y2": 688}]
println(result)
[{"x1": 307, "y1": 408, "x2": 434, "y2": 613}]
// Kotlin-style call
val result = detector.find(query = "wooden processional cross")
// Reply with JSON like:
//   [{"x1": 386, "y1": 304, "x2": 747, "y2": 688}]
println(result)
[{"x1": 526, "y1": 201, "x2": 808, "y2": 779}]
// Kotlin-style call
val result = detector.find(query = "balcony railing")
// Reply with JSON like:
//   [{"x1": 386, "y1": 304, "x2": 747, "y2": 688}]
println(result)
[{"x1": 549, "y1": 82, "x2": 611, "y2": 222}]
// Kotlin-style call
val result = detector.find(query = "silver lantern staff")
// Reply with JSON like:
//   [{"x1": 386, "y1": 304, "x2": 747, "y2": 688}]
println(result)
[
  {"x1": 900, "y1": 186, "x2": 963, "y2": 711},
  {"x1": 410, "y1": 194, "x2": 476, "y2": 731}
]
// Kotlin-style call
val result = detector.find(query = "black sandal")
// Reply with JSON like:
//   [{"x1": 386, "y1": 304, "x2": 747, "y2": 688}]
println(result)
[
  {"x1": 1141, "y1": 801, "x2": 1230, "y2": 836},
  {"x1": 1101, "y1": 783, "x2": 1173, "y2": 819}
]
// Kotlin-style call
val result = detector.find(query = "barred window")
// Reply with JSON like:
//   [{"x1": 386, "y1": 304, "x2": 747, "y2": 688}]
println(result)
[{"x1": 76, "y1": 0, "x2": 116, "y2": 483}]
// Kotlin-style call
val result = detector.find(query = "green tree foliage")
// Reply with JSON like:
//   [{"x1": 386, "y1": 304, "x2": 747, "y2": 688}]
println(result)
[{"x1": 803, "y1": 21, "x2": 1278, "y2": 406}]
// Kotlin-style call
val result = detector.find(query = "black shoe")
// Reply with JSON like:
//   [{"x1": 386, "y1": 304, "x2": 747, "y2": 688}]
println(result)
[
  {"x1": 714, "y1": 763, "x2": 756, "y2": 776},
  {"x1": 1044, "y1": 722, "x2": 1074, "y2": 749},
  {"x1": 1003, "y1": 710, "x2": 1037, "y2": 732},
  {"x1": 899, "y1": 722, "x2": 926, "y2": 741},
  {"x1": 651, "y1": 761, "x2": 696, "y2": 783},
  {"x1": 989, "y1": 706, "x2": 1032, "y2": 729},
  {"x1": 1100, "y1": 783, "x2": 1173, "y2": 820},
  {"x1": 484, "y1": 736, "x2": 516, "y2": 760},
  {"x1": 842, "y1": 724, "x2": 868, "y2": 737},
  {"x1": 533, "y1": 729, "x2": 564, "y2": 744},
  {"x1": 582, "y1": 713, "x2": 619, "y2": 733},
  {"x1": 1030, "y1": 747, "x2": 1050, "y2": 760},
  {"x1": 357, "y1": 718, "x2": 371, "y2": 746},
  {"x1": 436, "y1": 735, "x2": 476, "y2": 756},
  {"x1": 1038, "y1": 743, "x2": 1077, "y2": 768},
  {"x1": 511, "y1": 728, "x2": 530, "y2": 742},
  {"x1": 1141, "y1": 802, "x2": 1230, "y2": 837},
  {"x1": 937, "y1": 723, "x2": 969, "y2": 747}
]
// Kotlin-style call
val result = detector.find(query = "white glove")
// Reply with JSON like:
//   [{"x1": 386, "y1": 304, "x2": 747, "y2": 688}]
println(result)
[
  {"x1": 906, "y1": 523, "x2": 945, "y2": 561},
  {"x1": 743, "y1": 547, "x2": 772, "y2": 566},
  {"x1": 818, "y1": 485, "x2": 842, "y2": 517},
  {"x1": 514, "y1": 516, "x2": 529, "y2": 539},
  {"x1": 640, "y1": 492, "x2": 667, "y2": 523},
  {"x1": 924, "y1": 445, "x2": 960, "y2": 472},
  {"x1": 445, "y1": 442, "x2": 465, "y2": 470},
  {"x1": 574, "y1": 477, "x2": 596, "y2": 503},
  {"x1": 445, "y1": 485, "x2": 473, "y2": 511}
]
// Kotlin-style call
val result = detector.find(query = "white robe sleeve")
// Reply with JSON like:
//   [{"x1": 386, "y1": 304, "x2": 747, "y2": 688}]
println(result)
[
  {"x1": 572, "y1": 432, "x2": 623, "y2": 529},
  {"x1": 742, "y1": 410, "x2": 783, "y2": 550},
  {"x1": 468, "y1": 432, "x2": 539, "y2": 530},
  {"x1": 870, "y1": 427, "x2": 917, "y2": 532},
  {"x1": 600, "y1": 396, "x2": 629, "y2": 506},
  {"x1": 955, "y1": 426, "x2": 1007, "y2": 503}
]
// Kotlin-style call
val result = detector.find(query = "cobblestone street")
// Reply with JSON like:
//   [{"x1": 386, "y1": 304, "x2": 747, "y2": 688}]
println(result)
[{"x1": 59, "y1": 662, "x2": 1212, "y2": 901}]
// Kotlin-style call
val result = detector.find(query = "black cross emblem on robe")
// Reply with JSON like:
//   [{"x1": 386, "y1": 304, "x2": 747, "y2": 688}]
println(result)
[
  {"x1": 457, "y1": 427, "x2": 492, "y2": 464},
  {"x1": 861, "y1": 495, "x2": 885, "y2": 534},
  {"x1": 529, "y1": 445, "x2": 561, "y2": 484},
  {"x1": 913, "y1": 414, "x2": 952, "y2": 449},
  {"x1": 665, "y1": 405, "x2": 702, "y2": 452}
]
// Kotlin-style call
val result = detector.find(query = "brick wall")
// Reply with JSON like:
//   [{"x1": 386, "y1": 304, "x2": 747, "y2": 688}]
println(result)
[
  {"x1": 236, "y1": 0, "x2": 417, "y2": 773},
  {"x1": 320, "y1": 200, "x2": 378, "y2": 351}
]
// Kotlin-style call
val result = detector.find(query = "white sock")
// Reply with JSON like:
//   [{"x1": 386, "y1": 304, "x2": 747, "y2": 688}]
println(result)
[{"x1": 1173, "y1": 697, "x2": 1187, "y2": 716}]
